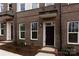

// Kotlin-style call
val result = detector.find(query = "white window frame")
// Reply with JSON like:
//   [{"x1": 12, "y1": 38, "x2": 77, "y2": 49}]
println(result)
[
  {"x1": 45, "y1": 3, "x2": 54, "y2": 6},
  {"x1": 0, "y1": 3, "x2": 3, "y2": 12},
  {"x1": 17, "y1": 3, "x2": 39, "y2": 12},
  {"x1": 17, "y1": 3, "x2": 21, "y2": 12},
  {"x1": 19, "y1": 23, "x2": 25, "y2": 40},
  {"x1": 31, "y1": 22, "x2": 38, "y2": 40},
  {"x1": 31, "y1": 3, "x2": 39, "y2": 9},
  {"x1": 7, "y1": 3, "x2": 12, "y2": 11},
  {"x1": 0, "y1": 23, "x2": 4, "y2": 36},
  {"x1": 67, "y1": 21, "x2": 79, "y2": 44}
]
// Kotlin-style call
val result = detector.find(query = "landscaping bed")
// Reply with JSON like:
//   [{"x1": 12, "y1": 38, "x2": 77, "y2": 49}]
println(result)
[{"x1": 0, "y1": 42, "x2": 41, "y2": 56}]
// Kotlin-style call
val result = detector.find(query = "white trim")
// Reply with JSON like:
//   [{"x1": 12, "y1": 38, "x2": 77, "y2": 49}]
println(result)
[
  {"x1": 17, "y1": 3, "x2": 39, "y2": 12},
  {"x1": 6, "y1": 22, "x2": 11, "y2": 40},
  {"x1": 19, "y1": 23, "x2": 25, "y2": 40},
  {"x1": 43, "y1": 21, "x2": 55, "y2": 46},
  {"x1": 25, "y1": 3, "x2": 31, "y2": 10},
  {"x1": 67, "y1": 21, "x2": 79, "y2": 44},
  {"x1": 30, "y1": 22, "x2": 38, "y2": 40},
  {"x1": 7, "y1": 3, "x2": 10, "y2": 11},
  {"x1": 45, "y1": 3, "x2": 54, "y2": 6},
  {"x1": 31, "y1": 3, "x2": 39, "y2": 9},
  {"x1": 0, "y1": 3, "x2": 3, "y2": 12},
  {"x1": 17, "y1": 3, "x2": 21, "y2": 12}
]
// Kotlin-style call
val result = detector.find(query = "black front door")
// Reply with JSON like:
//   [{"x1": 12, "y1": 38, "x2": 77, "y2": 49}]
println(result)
[
  {"x1": 46, "y1": 26, "x2": 54, "y2": 45},
  {"x1": 11, "y1": 24, "x2": 13, "y2": 40}
]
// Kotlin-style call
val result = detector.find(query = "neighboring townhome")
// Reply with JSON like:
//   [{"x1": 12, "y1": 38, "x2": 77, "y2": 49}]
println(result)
[
  {"x1": 61, "y1": 3, "x2": 79, "y2": 52},
  {"x1": 16, "y1": 3, "x2": 61, "y2": 49}
]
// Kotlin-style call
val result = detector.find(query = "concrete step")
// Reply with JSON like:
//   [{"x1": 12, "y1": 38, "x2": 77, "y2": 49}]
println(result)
[
  {"x1": 38, "y1": 47, "x2": 58, "y2": 55},
  {"x1": 35, "y1": 52, "x2": 55, "y2": 56},
  {"x1": 0, "y1": 41, "x2": 13, "y2": 46}
]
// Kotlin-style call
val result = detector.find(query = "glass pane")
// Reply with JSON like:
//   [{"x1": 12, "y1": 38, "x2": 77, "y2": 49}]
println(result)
[
  {"x1": 32, "y1": 32, "x2": 37, "y2": 39},
  {"x1": 21, "y1": 32, "x2": 25, "y2": 38},
  {"x1": 69, "y1": 33, "x2": 78, "y2": 43},
  {"x1": 32, "y1": 22, "x2": 37, "y2": 30},
  {"x1": 21, "y1": 3, "x2": 25, "y2": 11},
  {"x1": 20, "y1": 24, "x2": 25, "y2": 31},
  {"x1": 1, "y1": 3, "x2": 3, "y2": 12},
  {"x1": 0, "y1": 3, "x2": 3, "y2": 12},
  {"x1": 74, "y1": 22, "x2": 78, "y2": 32},
  {"x1": 1, "y1": 23, "x2": 4, "y2": 28},
  {"x1": 69, "y1": 22, "x2": 71, "y2": 32},
  {"x1": 69, "y1": 22, "x2": 78, "y2": 32},
  {"x1": 32, "y1": 3, "x2": 38, "y2": 9},
  {"x1": 1, "y1": 29, "x2": 4, "y2": 35},
  {"x1": 71, "y1": 22, "x2": 74, "y2": 32}
]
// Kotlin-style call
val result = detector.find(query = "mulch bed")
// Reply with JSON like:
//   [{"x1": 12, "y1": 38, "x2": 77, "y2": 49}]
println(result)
[{"x1": 0, "y1": 43, "x2": 41, "y2": 56}]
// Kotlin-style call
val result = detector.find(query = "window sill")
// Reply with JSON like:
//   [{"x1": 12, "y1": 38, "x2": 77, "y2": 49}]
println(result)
[
  {"x1": 31, "y1": 39, "x2": 38, "y2": 40},
  {"x1": 19, "y1": 38, "x2": 25, "y2": 40},
  {"x1": 67, "y1": 42, "x2": 79, "y2": 45},
  {"x1": 0, "y1": 35, "x2": 4, "y2": 36}
]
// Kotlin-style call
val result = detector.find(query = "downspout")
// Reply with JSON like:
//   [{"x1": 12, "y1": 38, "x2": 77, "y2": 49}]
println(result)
[{"x1": 59, "y1": 3, "x2": 62, "y2": 50}]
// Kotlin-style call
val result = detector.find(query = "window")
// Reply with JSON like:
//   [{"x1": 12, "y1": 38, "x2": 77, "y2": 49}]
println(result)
[
  {"x1": 20, "y1": 3, "x2": 25, "y2": 11},
  {"x1": 17, "y1": 3, "x2": 39, "y2": 12},
  {"x1": 0, "y1": 3, "x2": 4, "y2": 12},
  {"x1": 0, "y1": 23, "x2": 5, "y2": 35},
  {"x1": 31, "y1": 22, "x2": 38, "y2": 40},
  {"x1": 32, "y1": 3, "x2": 39, "y2": 9},
  {"x1": 45, "y1": 3, "x2": 54, "y2": 6},
  {"x1": 67, "y1": 21, "x2": 79, "y2": 44},
  {"x1": 8, "y1": 3, "x2": 13, "y2": 11},
  {"x1": 19, "y1": 23, "x2": 25, "y2": 39}
]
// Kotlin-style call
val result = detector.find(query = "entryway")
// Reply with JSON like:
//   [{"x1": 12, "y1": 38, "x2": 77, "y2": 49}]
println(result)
[
  {"x1": 46, "y1": 26, "x2": 54, "y2": 45},
  {"x1": 43, "y1": 21, "x2": 55, "y2": 46}
]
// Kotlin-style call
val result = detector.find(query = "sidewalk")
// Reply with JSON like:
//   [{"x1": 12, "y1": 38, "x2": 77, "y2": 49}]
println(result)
[
  {"x1": 0, "y1": 49, "x2": 21, "y2": 56},
  {"x1": 0, "y1": 41, "x2": 21, "y2": 56}
]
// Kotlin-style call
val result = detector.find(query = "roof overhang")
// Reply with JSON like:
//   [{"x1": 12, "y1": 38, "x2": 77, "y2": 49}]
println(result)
[
  {"x1": 0, "y1": 15, "x2": 13, "y2": 21},
  {"x1": 39, "y1": 13, "x2": 57, "y2": 18}
]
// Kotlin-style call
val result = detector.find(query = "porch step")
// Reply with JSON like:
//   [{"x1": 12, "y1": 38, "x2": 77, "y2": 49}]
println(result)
[
  {"x1": 0, "y1": 41, "x2": 13, "y2": 46},
  {"x1": 38, "y1": 47, "x2": 58, "y2": 55},
  {"x1": 0, "y1": 41, "x2": 12, "y2": 43}
]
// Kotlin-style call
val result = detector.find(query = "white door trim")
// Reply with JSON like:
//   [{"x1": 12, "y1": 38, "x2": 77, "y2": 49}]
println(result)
[
  {"x1": 43, "y1": 21, "x2": 55, "y2": 46},
  {"x1": 6, "y1": 21, "x2": 11, "y2": 40}
]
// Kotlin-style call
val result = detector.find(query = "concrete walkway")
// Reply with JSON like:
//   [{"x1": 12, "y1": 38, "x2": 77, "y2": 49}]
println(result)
[
  {"x1": 0, "y1": 49, "x2": 22, "y2": 56},
  {"x1": 0, "y1": 41, "x2": 22, "y2": 56}
]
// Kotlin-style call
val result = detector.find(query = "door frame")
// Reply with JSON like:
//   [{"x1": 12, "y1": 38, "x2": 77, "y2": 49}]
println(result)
[
  {"x1": 6, "y1": 21, "x2": 13, "y2": 40},
  {"x1": 43, "y1": 21, "x2": 55, "y2": 46}
]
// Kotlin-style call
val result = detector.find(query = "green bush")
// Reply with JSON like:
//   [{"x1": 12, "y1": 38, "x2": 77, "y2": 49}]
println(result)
[
  {"x1": 18, "y1": 40, "x2": 25, "y2": 47},
  {"x1": 61, "y1": 45, "x2": 74, "y2": 56}
]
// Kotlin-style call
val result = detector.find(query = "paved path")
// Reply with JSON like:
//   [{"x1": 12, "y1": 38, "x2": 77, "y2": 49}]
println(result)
[
  {"x1": 0, "y1": 41, "x2": 22, "y2": 56},
  {"x1": 0, "y1": 49, "x2": 22, "y2": 56}
]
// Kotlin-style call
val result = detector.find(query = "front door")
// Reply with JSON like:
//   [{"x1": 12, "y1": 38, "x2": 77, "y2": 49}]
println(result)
[
  {"x1": 46, "y1": 26, "x2": 54, "y2": 46},
  {"x1": 11, "y1": 23, "x2": 13, "y2": 40}
]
